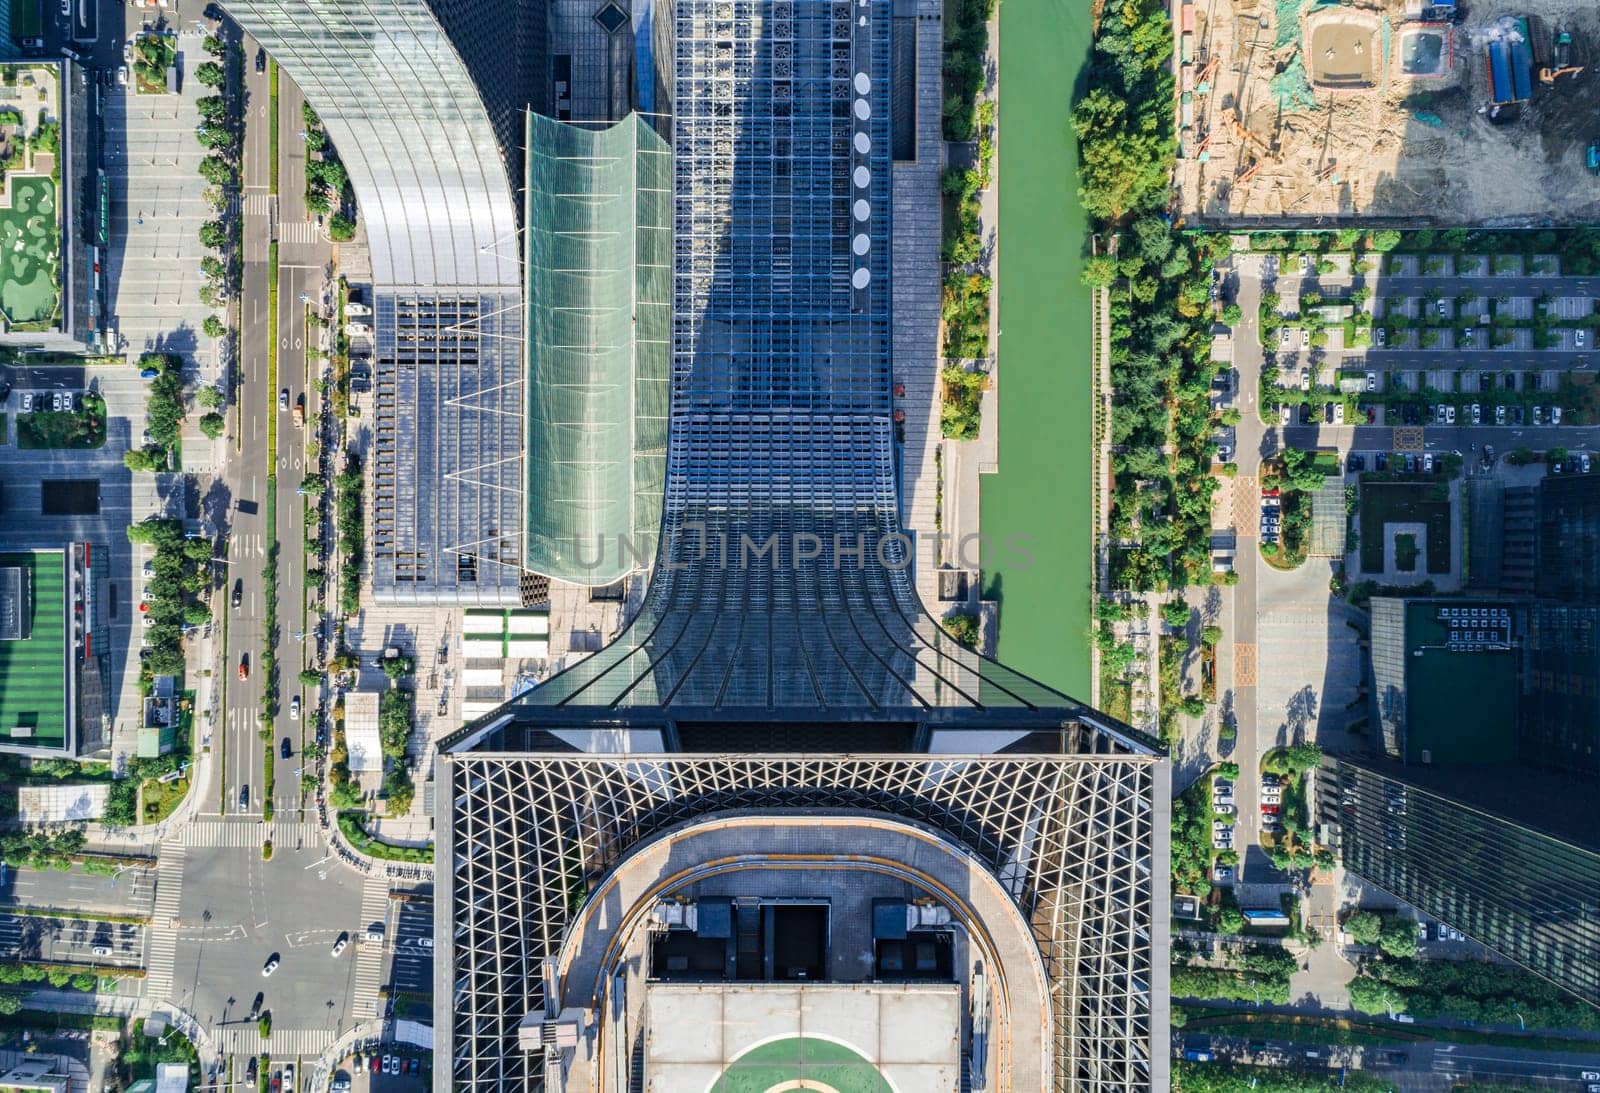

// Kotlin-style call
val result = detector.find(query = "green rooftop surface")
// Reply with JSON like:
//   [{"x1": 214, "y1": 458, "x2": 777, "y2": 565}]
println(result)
[
  {"x1": 0, "y1": 175, "x2": 60, "y2": 325},
  {"x1": 1360, "y1": 481, "x2": 1452, "y2": 575},
  {"x1": 1402, "y1": 600, "x2": 1515, "y2": 765},
  {"x1": 0, "y1": 550, "x2": 66, "y2": 747},
  {"x1": 708, "y1": 1037, "x2": 893, "y2": 1093}
]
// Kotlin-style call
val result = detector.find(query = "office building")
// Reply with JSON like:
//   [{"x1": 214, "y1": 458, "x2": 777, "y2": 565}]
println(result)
[
  {"x1": 0, "y1": 544, "x2": 105, "y2": 757},
  {"x1": 1317, "y1": 754, "x2": 1600, "y2": 1005},
  {"x1": 435, "y1": 1, "x2": 1166, "y2": 1091},
  {"x1": 223, "y1": 0, "x2": 532, "y2": 604},
  {"x1": 1536, "y1": 472, "x2": 1600, "y2": 603},
  {"x1": 1368, "y1": 597, "x2": 1516, "y2": 763},
  {"x1": 1517, "y1": 601, "x2": 1600, "y2": 781}
]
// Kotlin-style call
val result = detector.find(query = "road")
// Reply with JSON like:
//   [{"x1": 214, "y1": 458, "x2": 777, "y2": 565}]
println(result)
[
  {"x1": 1183, "y1": 1030, "x2": 1600, "y2": 1090},
  {"x1": 214, "y1": 22, "x2": 271, "y2": 821},
  {"x1": 0, "y1": 863, "x2": 156, "y2": 917},
  {"x1": 270, "y1": 71, "x2": 332, "y2": 819}
]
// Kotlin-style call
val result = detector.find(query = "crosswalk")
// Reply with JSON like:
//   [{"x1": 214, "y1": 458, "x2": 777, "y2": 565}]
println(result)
[
  {"x1": 242, "y1": 193, "x2": 272, "y2": 216},
  {"x1": 279, "y1": 221, "x2": 321, "y2": 245},
  {"x1": 145, "y1": 843, "x2": 186, "y2": 1001},
  {"x1": 176, "y1": 821, "x2": 323, "y2": 849},
  {"x1": 214, "y1": 1026, "x2": 333, "y2": 1056},
  {"x1": 351, "y1": 874, "x2": 391, "y2": 1019}
]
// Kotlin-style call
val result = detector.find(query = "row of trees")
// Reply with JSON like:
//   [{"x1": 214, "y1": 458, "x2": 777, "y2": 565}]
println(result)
[
  {"x1": 1078, "y1": 0, "x2": 1234, "y2": 592},
  {"x1": 1350, "y1": 956, "x2": 1600, "y2": 1031},
  {"x1": 126, "y1": 517, "x2": 214, "y2": 681},
  {"x1": 196, "y1": 34, "x2": 240, "y2": 340},
  {"x1": 300, "y1": 101, "x2": 356, "y2": 241},
  {"x1": 335, "y1": 457, "x2": 363, "y2": 616}
]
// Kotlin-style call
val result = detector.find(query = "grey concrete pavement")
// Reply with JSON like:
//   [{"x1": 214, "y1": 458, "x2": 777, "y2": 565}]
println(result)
[
  {"x1": 0, "y1": 913, "x2": 145, "y2": 969},
  {"x1": 0, "y1": 861, "x2": 156, "y2": 917}
]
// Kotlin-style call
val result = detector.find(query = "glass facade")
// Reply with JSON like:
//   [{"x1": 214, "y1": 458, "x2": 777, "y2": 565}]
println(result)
[
  {"x1": 522, "y1": 113, "x2": 670, "y2": 585},
  {"x1": 222, "y1": 0, "x2": 520, "y2": 289},
  {"x1": 1536, "y1": 473, "x2": 1600, "y2": 604},
  {"x1": 1519, "y1": 603, "x2": 1600, "y2": 781},
  {"x1": 1319, "y1": 756, "x2": 1600, "y2": 1005}
]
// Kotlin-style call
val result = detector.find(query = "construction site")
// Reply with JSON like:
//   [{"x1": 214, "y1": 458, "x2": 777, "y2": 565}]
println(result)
[{"x1": 1174, "y1": 0, "x2": 1600, "y2": 225}]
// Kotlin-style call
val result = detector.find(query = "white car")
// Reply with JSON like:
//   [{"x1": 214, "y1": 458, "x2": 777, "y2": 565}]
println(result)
[
  {"x1": 1553, "y1": 406, "x2": 1563, "y2": 425},
  {"x1": 331, "y1": 933, "x2": 348, "y2": 958},
  {"x1": 1367, "y1": 372, "x2": 1377, "y2": 392},
  {"x1": 1299, "y1": 254, "x2": 1310, "y2": 273},
  {"x1": 1375, "y1": 327, "x2": 1386, "y2": 347},
  {"x1": 115, "y1": 66, "x2": 128, "y2": 88},
  {"x1": 1578, "y1": 329, "x2": 1588, "y2": 349},
  {"x1": 290, "y1": 694, "x2": 301, "y2": 721},
  {"x1": 1446, "y1": 405, "x2": 1456, "y2": 424},
  {"x1": 91, "y1": 945, "x2": 111, "y2": 957},
  {"x1": 261, "y1": 956, "x2": 280, "y2": 977},
  {"x1": 1280, "y1": 327, "x2": 1291, "y2": 349},
  {"x1": 1496, "y1": 405, "x2": 1506, "y2": 425},
  {"x1": 1472, "y1": 404, "x2": 1481, "y2": 425},
  {"x1": 1333, "y1": 403, "x2": 1345, "y2": 425},
  {"x1": 1301, "y1": 328, "x2": 1310, "y2": 349}
]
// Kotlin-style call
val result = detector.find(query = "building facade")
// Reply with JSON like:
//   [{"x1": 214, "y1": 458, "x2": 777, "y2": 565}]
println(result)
[
  {"x1": 1317, "y1": 755, "x2": 1600, "y2": 1005},
  {"x1": 436, "y1": 1, "x2": 1167, "y2": 1090},
  {"x1": 223, "y1": 0, "x2": 530, "y2": 604}
]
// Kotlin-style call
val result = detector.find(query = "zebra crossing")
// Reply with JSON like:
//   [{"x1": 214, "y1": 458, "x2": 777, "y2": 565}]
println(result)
[
  {"x1": 279, "y1": 221, "x2": 321, "y2": 245},
  {"x1": 176, "y1": 821, "x2": 323, "y2": 849},
  {"x1": 214, "y1": 1026, "x2": 333, "y2": 1056},
  {"x1": 351, "y1": 874, "x2": 391, "y2": 1019},
  {"x1": 144, "y1": 842, "x2": 186, "y2": 1001},
  {"x1": 242, "y1": 192, "x2": 272, "y2": 216}
]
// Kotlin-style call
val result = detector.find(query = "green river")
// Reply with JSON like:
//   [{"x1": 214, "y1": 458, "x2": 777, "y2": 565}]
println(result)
[{"x1": 980, "y1": 0, "x2": 1096, "y2": 698}]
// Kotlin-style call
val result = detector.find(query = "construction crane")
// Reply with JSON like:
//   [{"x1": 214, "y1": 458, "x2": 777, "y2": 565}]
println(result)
[{"x1": 1539, "y1": 63, "x2": 1584, "y2": 83}]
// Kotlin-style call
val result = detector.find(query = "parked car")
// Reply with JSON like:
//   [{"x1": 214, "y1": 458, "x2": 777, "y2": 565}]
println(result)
[
  {"x1": 1582, "y1": 452, "x2": 1592, "y2": 474},
  {"x1": 1214, "y1": 866, "x2": 1233, "y2": 883},
  {"x1": 1534, "y1": 405, "x2": 1544, "y2": 426},
  {"x1": 1366, "y1": 371, "x2": 1377, "y2": 392},
  {"x1": 369, "y1": 1058, "x2": 380, "y2": 1075},
  {"x1": 1578, "y1": 329, "x2": 1588, "y2": 349},
  {"x1": 1472, "y1": 403, "x2": 1481, "y2": 424},
  {"x1": 256, "y1": 48, "x2": 267, "y2": 73},
  {"x1": 1496, "y1": 404, "x2": 1506, "y2": 425},
  {"x1": 1552, "y1": 405, "x2": 1563, "y2": 425},
  {"x1": 1375, "y1": 326, "x2": 1386, "y2": 346},
  {"x1": 1446, "y1": 405, "x2": 1456, "y2": 424},
  {"x1": 1423, "y1": 453, "x2": 1434, "y2": 474},
  {"x1": 139, "y1": 366, "x2": 160, "y2": 379},
  {"x1": 91, "y1": 945, "x2": 111, "y2": 957}
]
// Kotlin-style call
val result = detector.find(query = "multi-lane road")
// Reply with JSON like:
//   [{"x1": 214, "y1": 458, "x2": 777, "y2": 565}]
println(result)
[{"x1": 213, "y1": 32, "x2": 330, "y2": 823}]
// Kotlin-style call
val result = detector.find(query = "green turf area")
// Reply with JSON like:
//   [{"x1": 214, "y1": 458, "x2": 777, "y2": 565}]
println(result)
[
  {"x1": 0, "y1": 175, "x2": 58, "y2": 326},
  {"x1": 1359, "y1": 480, "x2": 1451, "y2": 574},
  {"x1": 0, "y1": 551, "x2": 66, "y2": 748},
  {"x1": 709, "y1": 1037, "x2": 893, "y2": 1093},
  {"x1": 7, "y1": 0, "x2": 40, "y2": 40}
]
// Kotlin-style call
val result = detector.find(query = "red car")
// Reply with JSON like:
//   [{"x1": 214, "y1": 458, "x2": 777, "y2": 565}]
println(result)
[
  {"x1": 1261, "y1": 804, "x2": 1280, "y2": 815},
  {"x1": 369, "y1": 1057, "x2": 380, "y2": 1075},
  {"x1": 1261, "y1": 487, "x2": 1281, "y2": 498},
  {"x1": 238, "y1": 655, "x2": 250, "y2": 681}
]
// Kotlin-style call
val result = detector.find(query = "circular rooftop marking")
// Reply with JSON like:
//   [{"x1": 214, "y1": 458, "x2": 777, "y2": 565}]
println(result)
[
  {"x1": 854, "y1": 72, "x2": 871, "y2": 95},
  {"x1": 853, "y1": 98, "x2": 870, "y2": 120},
  {"x1": 853, "y1": 165, "x2": 870, "y2": 188},
  {"x1": 852, "y1": 199, "x2": 870, "y2": 221},
  {"x1": 852, "y1": 267, "x2": 871, "y2": 289},
  {"x1": 852, "y1": 233, "x2": 870, "y2": 255},
  {"x1": 854, "y1": 132, "x2": 870, "y2": 154}
]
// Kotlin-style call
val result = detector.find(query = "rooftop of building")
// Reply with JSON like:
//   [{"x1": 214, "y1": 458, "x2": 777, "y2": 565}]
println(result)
[
  {"x1": 0, "y1": 551, "x2": 66, "y2": 749},
  {"x1": 1377, "y1": 597, "x2": 1518, "y2": 765}
]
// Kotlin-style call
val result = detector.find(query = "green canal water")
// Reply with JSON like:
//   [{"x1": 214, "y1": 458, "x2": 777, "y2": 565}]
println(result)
[{"x1": 980, "y1": 0, "x2": 1096, "y2": 698}]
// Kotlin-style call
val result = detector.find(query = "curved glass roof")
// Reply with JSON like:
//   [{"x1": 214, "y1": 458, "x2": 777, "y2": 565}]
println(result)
[{"x1": 223, "y1": 0, "x2": 520, "y2": 288}]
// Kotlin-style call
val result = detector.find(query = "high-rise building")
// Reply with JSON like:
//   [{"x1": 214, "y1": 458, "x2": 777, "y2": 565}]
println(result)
[
  {"x1": 1316, "y1": 754, "x2": 1600, "y2": 1005},
  {"x1": 223, "y1": 0, "x2": 532, "y2": 604},
  {"x1": 436, "y1": 1, "x2": 1166, "y2": 1089},
  {"x1": 238, "y1": 2, "x2": 1165, "y2": 1086},
  {"x1": 1518, "y1": 601, "x2": 1600, "y2": 780},
  {"x1": 1536, "y1": 473, "x2": 1600, "y2": 603}
]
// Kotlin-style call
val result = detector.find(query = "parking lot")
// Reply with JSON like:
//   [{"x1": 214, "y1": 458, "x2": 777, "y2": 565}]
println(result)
[
  {"x1": 0, "y1": 912, "x2": 144, "y2": 969},
  {"x1": 103, "y1": 24, "x2": 223, "y2": 372}
]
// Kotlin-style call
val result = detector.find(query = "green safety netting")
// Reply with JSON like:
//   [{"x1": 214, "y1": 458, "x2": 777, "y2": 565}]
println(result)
[{"x1": 523, "y1": 112, "x2": 670, "y2": 585}]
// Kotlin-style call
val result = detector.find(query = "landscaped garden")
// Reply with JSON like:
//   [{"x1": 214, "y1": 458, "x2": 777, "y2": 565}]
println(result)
[
  {"x1": 16, "y1": 392, "x2": 104, "y2": 449},
  {"x1": 1358, "y1": 480, "x2": 1452, "y2": 575}
]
